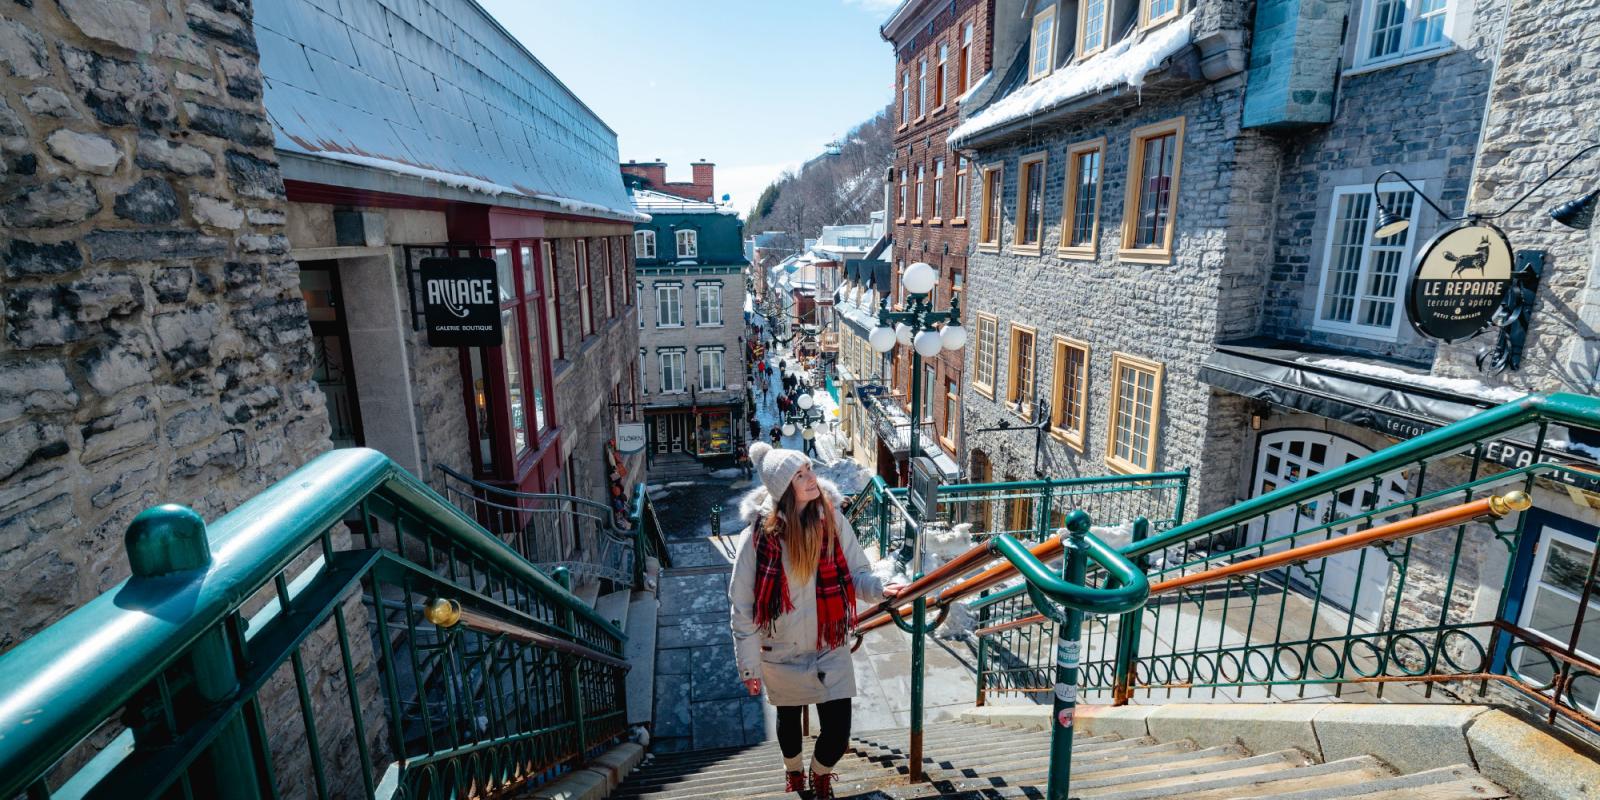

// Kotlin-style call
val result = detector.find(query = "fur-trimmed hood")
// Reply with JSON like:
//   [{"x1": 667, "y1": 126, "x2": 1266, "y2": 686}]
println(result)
[{"x1": 737, "y1": 475, "x2": 846, "y2": 529}]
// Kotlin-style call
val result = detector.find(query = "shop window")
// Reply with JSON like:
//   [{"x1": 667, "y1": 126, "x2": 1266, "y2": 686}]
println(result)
[
  {"x1": 635, "y1": 229, "x2": 656, "y2": 259},
  {"x1": 1314, "y1": 183, "x2": 1419, "y2": 340},
  {"x1": 973, "y1": 312, "x2": 998, "y2": 398},
  {"x1": 696, "y1": 283, "x2": 722, "y2": 326},
  {"x1": 697, "y1": 410, "x2": 734, "y2": 456},
  {"x1": 519, "y1": 245, "x2": 548, "y2": 433},
  {"x1": 1079, "y1": 0, "x2": 1109, "y2": 58},
  {"x1": 1360, "y1": 0, "x2": 1451, "y2": 67},
  {"x1": 1014, "y1": 151, "x2": 1047, "y2": 253},
  {"x1": 1119, "y1": 117, "x2": 1185, "y2": 264},
  {"x1": 978, "y1": 163, "x2": 1003, "y2": 248},
  {"x1": 699, "y1": 348, "x2": 725, "y2": 390},
  {"x1": 656, "y1": 283, "x2": 682, "y2": 327},
  {"x1": 502, "y1": 309, "x2": 529, "y2": 455},
  {"x1": 1029, "y1": 5, "x2": 1055, "y2": 82},
  {"x1": 1106, "y1": 352, "x2": 1163, "y2": 474},
  {"x1": 1006, "y1": 324, "x2": 1037, "y2": 420},
  {"x1": 1515, "y1": 529, "x2": 1600, "y2": 716},
  {"x1": 1050, "y1": 336, "x2": 1089, "y2": 451},
  {"x1": 1060, "y1": 138, "x2": 1104, "y2": 258}
]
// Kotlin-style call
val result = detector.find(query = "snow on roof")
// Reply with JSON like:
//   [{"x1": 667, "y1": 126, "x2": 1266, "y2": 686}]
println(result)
[
  {"x1": 629, "y1": 186, "x2": 740, "y2": 215},
  {"x1": 1303, "y1": 358, "x2": 1529, "y2": 404},
  {"x1": 255, "y1": 0, "x2": 641, "y2": 221},
  {"x1": 954, "y1": 71, "x2": 992, "y2": 106},
  {"x1": 950, "y1": 14, "x2": 1194, "y2": 145}
]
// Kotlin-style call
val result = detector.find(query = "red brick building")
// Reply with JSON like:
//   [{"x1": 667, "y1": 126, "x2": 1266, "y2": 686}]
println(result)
[{"x1": 881, "y1": 0, "x2": 994, "y2": 468}]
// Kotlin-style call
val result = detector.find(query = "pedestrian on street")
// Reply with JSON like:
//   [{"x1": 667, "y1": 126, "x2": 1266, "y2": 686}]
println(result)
[
  {"x1": 777, "y1": 394, "x2": 791, "y2": 415},
  {"x1": 729, "y1": 444, "x2": 906, "y2": 800},
  {"x1": 768, "y1": 425, "x2": 782, "y2": 446}
]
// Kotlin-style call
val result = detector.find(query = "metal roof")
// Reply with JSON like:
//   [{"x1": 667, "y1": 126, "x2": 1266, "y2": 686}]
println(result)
[{"x1": 255, "y1": 0, "x2": 637, "y2": 218}]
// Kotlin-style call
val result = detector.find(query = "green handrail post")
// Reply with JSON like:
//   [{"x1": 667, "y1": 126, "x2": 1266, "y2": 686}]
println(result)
[
  {"x1": 1046, "y1": 511, "x2": 1091, "y2": 800},
  {"x1": 631, "y1": 486, "x2": 647, "y2": 589},
  {"x1": 1036, "y1": 481, "x2": 1054, "y2": 542},
  {"x1": 126, "y1": 505, "x2": 264, "y2": 800},
  {"x1": 975, "y1": 590, "x2": 990, "y2": 706},
  {"x1": 1112, "y1": 517, "x2": 1151, "y2": 706},
  {"x1": 876, "y1": 479, "x2": 890, "y2": 557},
  {"x1": 554, "y1": 566, "x2": 589, "y2": 763},
  {"x1": 1173, "y1": 467, "x2": 1191, "y2": 525}
]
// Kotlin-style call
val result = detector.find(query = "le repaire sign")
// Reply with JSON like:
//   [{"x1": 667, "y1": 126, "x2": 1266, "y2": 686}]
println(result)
[
  {"x1": 1406, "y1": 222, "x2": 1514, "y2": 342},
  {"x1": 421, "y1": 257, "x2": 502, "y2": 347}
]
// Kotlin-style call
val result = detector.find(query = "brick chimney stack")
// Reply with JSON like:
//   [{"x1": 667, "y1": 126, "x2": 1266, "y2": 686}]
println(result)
[
  {"x1": 691, "y1": 160, "x2": 715, "y2": 201},
  {"x1": 620, "y1": 159, "x2": 667, "y2": 188}
]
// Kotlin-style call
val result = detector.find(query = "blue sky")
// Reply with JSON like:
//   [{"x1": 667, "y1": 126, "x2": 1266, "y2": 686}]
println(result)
[{"x1": 480, "y1": 0, "x2": 900, "y2": 217}]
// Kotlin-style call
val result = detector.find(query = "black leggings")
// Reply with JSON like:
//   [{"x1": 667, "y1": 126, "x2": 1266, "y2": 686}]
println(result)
[{"x1": 776, "y1": 699, "x2": 852, "y2": 769}]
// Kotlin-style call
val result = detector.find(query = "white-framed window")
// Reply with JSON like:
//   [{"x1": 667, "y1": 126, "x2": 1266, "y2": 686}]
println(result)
[
  {"x1": 954, "y1": 156, "x2": 969, "y2": 220},
  {"x1": 917, "y1": 58, "x2": 927, "y2": 117},
  {"x1": 639, "y1": 347, "x2": 648, "y2": 392},
  {"x1": 575, "y1": 239, "x2": 593, "y2": 335},
  {"x1": 914, "y1": 163, "x2": 926, "y2": 219},
  {"x1": 935, "y1": 42, "x2": 948, "y2": 107},
  {"x1": 898, "y1": 168, "x2": 909, "y2": 220},
  {"x1": 1515, "y1": 527, "x2": 1600, "y2": 716},
  {"x1": 932, "y1": 159, "x2": 945, "y2": 220},
  {"x1": 635, "y1": 230, "x2": 656, "y2": 259},
  {"x1": 1028, "y1": 5, "x2": 1055, "y2": 82},
  {"x1": 901, "y1": 70, "x2": 910, "y2": 124},
  {"x1": 696, "y1": 283, "x2": 722, "y2": 326},
  {"x1": 1359, "y1": 0, "x2": 1452, "y2": 67},
  {"x1": 1312, "y1": 182, "x2": 1421, "y2": 340},
  {"x1": 656, "y1": 283, "x2": 682, "y2": 327},
  {"x1": 659, "y1": 351, "x2": 685, "y2": 393},
  {"x1": 675, "y1": 229, "x2": 698, "y2": 259},
  {"x1": 698, "y1": 349, "x2": 725, "y2": 391}
]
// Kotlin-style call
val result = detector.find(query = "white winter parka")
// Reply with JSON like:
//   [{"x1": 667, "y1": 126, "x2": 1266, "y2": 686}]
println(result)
[{"x1": 727, "y1": 478, "x2": 885, "y2": 706}]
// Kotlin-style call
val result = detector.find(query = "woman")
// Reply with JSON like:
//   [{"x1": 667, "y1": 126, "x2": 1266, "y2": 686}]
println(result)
[{"x1": 729, "y1": 443, "x2": 905, "y2": 799}]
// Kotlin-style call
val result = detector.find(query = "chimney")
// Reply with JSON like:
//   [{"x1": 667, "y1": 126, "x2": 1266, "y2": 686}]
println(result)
[
  {"x1": 692, "y1": 160, "x2": 715, "y2": 201},
  {"x1": 620, "y1": 160, "x2": 667, "y2": 188}
]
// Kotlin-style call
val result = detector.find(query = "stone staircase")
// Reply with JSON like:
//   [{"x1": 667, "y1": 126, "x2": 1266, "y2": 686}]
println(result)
[{"x1": 612, "y1": 717, "x2": 1512, "y2": 799}]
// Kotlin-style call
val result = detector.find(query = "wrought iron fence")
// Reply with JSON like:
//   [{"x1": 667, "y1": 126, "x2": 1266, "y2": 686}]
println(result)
[{"x1": 0, "y1": 449, "x2": 628, "y2": 800}]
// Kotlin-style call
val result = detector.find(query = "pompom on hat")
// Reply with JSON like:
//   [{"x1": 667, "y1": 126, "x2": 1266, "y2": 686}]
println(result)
[{"x1": 748, "y1": 441, "x2": 810, "y2": 501}]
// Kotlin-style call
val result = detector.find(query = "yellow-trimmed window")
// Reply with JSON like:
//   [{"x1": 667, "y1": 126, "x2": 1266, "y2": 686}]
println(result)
[
  {"x1": 1028, "y1": 5, "x2": 1056, "y2": 82},
  {"x1": 978, "y1": 163, "x2": 1003, "y2": 248},
  {"x1": 1142, "y1": 0, "x2": 1182, "y2": 30},
  {"x1": 1014, "y1": 151, "x2": 1047, "y2": 253},
  {"x1": 1078, "y1": 0, "x2": 1110, "y2": 59},
  {"x1": 1006, "y1": 324, "x2": 1037, "y2": 420},
  {"x1": 941, "y1": 376, "x2": 960, "y2": 449},
  {"x1": 973, "y1": 312, "x2": 998, "y2": 398},
  {"x1": 1060, "y1": 138, "x2": 1104, "y2": 257},
  {"x1": 1119, "y1": 117, "x2": 1185, "y2": 264},
  {"x1": 1050, "y1": 337, "x2": 1089, "y2": 450},
  {"x1": 1105, "y1": 352, "x2": 1164, "y2": 474}
]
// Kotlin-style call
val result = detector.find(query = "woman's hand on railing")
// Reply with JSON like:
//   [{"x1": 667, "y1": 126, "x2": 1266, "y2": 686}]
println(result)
[
  {"x1": 743, "y1": 678, "x2": 762, "y2": 696},
  {"x1": 881, "y1": 582, "x2": 908, "y2": 601}
]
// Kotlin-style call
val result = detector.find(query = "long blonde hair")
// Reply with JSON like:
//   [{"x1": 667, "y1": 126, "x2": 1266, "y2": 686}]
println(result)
[{"x1": 763, "y1": 485, "x2": 838, "y2": 585}]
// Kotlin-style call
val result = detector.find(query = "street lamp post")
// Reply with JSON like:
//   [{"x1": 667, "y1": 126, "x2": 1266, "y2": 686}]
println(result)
[{"x1": 864, "y1": 261, "x2": 966, "y2": 784}]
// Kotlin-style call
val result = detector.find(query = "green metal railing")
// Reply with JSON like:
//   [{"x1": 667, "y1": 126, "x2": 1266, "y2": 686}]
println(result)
[
  {"x1": 968, "y1": 392, "x2": 1600, "y2": 740},
  {"x1": 0, "y1": 449, "x2": 630, "y2": 800}
]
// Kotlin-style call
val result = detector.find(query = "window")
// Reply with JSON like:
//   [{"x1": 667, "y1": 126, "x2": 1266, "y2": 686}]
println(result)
[
  {"x1": 635, "y1": 230, "x2": 656, "y2": 259},
  {"x1": 954, "y1": 157, "x2": 969, "y2": 221},
  {"x1": 1120, "y1": 117, "x2": 1185, "y2": 263},
  {"x1": 1106, "y1": 353, "x2": 1164, "y2": 474},
  {"x1": 575, "y1": 239, "x2": 594, "y2": 336},
  {"x1": 1078, "y1": 0, "x2": 1109, "y2": 58},
  {"x1": 1314, "y1": 183, "x2": 1420, "y2": 339},
  {"x1": 935, "y1": 43, "x2": 948, "y2": 107},
  {"x1": 699, "y1": 349, "x2": 724, "y2": 390},
  {"x1": 1028, "y1": 6, "x2": 1055, "y2": 82},
  {"x1": 696, "y1": 283, "x2": 722, "y2": 326},
  {"x1": 639, "y1": 348, "x2": 647, "y2": 393},
  {"x1": 1362, "y1": 0, "x2": 1450, "y2": 65},
  {"x1": 602, "y1": 238, "x2": 615, "y2": 319},
  {"x1": 914, "y1": 163, "x2": 925, "y2": 220},
  {"x1": 1061, "y1": 138, "x2": 1104, "y2": 257},
  {"x1": 675, "y1": 229, "x2": 698, "y2": 259},
  {"x1": 932, "y1": 159, "x2": 945, "y2": 221},
  {"x1": 1006, "y1": 324, "x2": 1037, "y2": 420},
  {"x1": 1515, "y1": 528, "x2": 1600, "y2": 716},
  {"x1": 901, "y1": 70, "x2": 910, "y2": 124},
  {"x1": 541, "y1": 241, "x2": 561, "y2": 360},
  {"x1": 501, "y1": 309, "x2": 529, "y2": 455},
  {"x1": 621, "y1": 240, "x2": 633, "y2": 306},
  {"x1": 977, "y1": 163, "x2": 1003, "y2": 248},
  {"x1": 898, "y1": 168, "x2": 909, "y2": 221},
  {"x1": 941, "y1": 377, "x2": 960, "y2": 448},
  {"x1": 636, "y1": 281, "x2": 644, "y2": 328},
  {"x1": 1142, "y1": 0, "x2": 1181, "y2": 30},
  {"x1": 1049, "y1": 337, "x2": 1089, "y2": 450},
  {"x1": 1014, "y1": 151, "x2": 1047, "y2": 252},
  {"x1": 917, "y1": 58, "x2": 927, "y2": 118},
  {"x1": 520, "y1": 245, "x2": 548, "y2": 433},
  {"x1": 921, "y1": 363, "x2": 936, "y2": 423},
  {"x1": 659, "y1": 351, "x2": 685, "y2": 393},
  {"x1": 656, "y1": 283, "x2": 682, "y2": 327},
  {"x1": 958, "y1": 22, "x2": 974, "y2": 96},
  {"x1": 973, "y1": 312, "x2": 998, "y2": 398}
]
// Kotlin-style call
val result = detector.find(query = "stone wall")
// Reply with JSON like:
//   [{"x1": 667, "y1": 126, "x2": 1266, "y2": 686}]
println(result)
[
  {"x1": 0, "y1": 0, "x2": 329, "y2": 649},
  {"x1": 638, "y1": 269, "x2": 746, "y2": 409}
]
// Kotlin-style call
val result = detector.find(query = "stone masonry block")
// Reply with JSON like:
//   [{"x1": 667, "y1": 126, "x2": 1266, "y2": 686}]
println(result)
[
  {"x1": 1145, "y1": 703, "x2": 1323, "y2": 757},
  {"x1": 1313, "y1": 703, "x2": 1487, "y2": 774}
]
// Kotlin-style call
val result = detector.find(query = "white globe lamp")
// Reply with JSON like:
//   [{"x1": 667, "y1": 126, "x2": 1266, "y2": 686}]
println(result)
[
  {"x1": 894, "y1": 322, "x2": 913, "y2": 346},
  {"x1": 902, "y1": 261, "x2": 937, "y2": 296},
  {"x1": 913, "y1": 329, "x2": 944, "y2": 358},
  {"x1": 798, "y1": 394, "x2": 815, "y2": 410},
  {"x1": 782, "y1": 423, "x2": 796, "y2": 437},
  {"x1": 940, "y1": 322, "x2": 968, "y2": 351},
  {"x1": 869, "y1": 325, "x2": 897, "y2": 353},
  {"x1": 801, "y1": 426, "x2": 816, "y2": 440}
]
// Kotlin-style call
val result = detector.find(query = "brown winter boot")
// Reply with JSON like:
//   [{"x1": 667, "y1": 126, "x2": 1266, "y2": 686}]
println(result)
[
  {"x1": 810, "y1": 771, "x2": 836, "y2": 800},
  {"x1": 784, "y1": 770, "x2": 806, "y2": 794}
]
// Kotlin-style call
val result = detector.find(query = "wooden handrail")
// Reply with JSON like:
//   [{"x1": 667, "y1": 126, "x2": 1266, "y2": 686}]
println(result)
[
  {"x1": 855, "y1": 535, "x2": 1065, "y2": 636},
  {"x1": 972, "y1": 491, "x2": 1531, "y2": 636},
  {"x1": 425, "y1": 598, "x2": 633, "y2": 670}
]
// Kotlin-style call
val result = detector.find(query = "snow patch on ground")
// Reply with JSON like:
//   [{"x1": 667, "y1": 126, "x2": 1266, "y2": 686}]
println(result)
[
  {"x1": 709, "y1": 468, "x2": 745, "y2": 479},
  {"x1": 950, "y1": 15, "x2": 1193, "y2": 143}
]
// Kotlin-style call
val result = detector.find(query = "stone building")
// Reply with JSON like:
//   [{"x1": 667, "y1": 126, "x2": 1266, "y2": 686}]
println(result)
[
  {"x1": 880, "y1": 0, "x2": 993, "y2": 482},
  {"x1": 0, "y1": 0, "x2": 331, "y2": 650},
  {"x1": 624, "y1": 165, "x2": 749, "y2": 463},
  {"x1": 254, "y1": 0, "x2": 647, "y2": 557}
]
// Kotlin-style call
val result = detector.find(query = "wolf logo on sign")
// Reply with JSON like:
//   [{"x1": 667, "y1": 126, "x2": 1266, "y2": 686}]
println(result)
[{"x1": 1444, "y1": 237, "x2": 1492, "y2": 278}]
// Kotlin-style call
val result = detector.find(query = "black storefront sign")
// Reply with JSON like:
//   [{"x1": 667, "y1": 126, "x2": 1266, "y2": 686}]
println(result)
[
  {"x1": 420, "y1": 256, "x2": 502, "y2": 347},
  {"x1": 1407, "y1": 222, "x2": 1515, "y2": 342}
]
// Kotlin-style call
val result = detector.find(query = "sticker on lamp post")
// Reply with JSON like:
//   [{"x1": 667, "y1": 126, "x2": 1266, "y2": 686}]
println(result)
[
  {"x1": 421, "y1": 257, "x2": 502, "y2": 347},
  {"x1": 1406, "y1": 222, "x2": 1514, "y2": 343}
]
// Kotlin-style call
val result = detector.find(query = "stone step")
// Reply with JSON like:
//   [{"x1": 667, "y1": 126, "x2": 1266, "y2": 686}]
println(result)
[
  {"x1": 1089, "y1": 754, "x2": 1390, "y2": 800},
  {"x1": 1268, "y1": 764, "x2": 1512, "y2": 799},
  {"x1": 595, "y1": 589, "x2": 632, "y2": 630},
  {"x1": 624, "y1": 593, "x2": 659, "y2": 726},
  {"x1": 574, "y1": 577, "x2": 602, "y2": 609}
]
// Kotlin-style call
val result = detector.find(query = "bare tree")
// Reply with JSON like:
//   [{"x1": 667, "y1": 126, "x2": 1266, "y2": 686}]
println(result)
[{"x1": 747, "y1": 106, "x2": 893, "y2": 240}]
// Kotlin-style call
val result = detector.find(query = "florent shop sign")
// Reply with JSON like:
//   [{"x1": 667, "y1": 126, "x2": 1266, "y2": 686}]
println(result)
[
  {"x1": 1406, "y1": 222, "x2": 1514, "y2": 342},
  {"x1": 421, "y1": 257, "x2": 502, "y2": 347}
]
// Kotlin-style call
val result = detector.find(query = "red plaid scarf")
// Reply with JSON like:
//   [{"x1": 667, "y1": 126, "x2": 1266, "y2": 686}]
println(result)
[{"x1": 752, "y1": 521, "x2": 857, "y2": 651}]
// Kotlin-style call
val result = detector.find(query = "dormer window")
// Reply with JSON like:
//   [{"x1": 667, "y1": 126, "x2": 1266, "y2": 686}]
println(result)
[
  {"x1": 676, "y1": 229, "x2": 698, "y2": 259},
  {"x1": 635, "y1": 230, "x2": 656, "y2": 259},
  {"x1": 1142, "y1": 0, "x2": 1181, "y2": 30},
  {"x1": 1029, "y1": 5, "x2": 1055, "y2": 82},
  {"x1": 1078, "y1": 0, "x2": 1109, "y2": 59}
]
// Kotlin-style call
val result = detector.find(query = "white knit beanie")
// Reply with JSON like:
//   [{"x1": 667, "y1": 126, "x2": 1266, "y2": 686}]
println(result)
[{"x1": 748, "y1": 441, "x2": 809, "y2": 501}]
